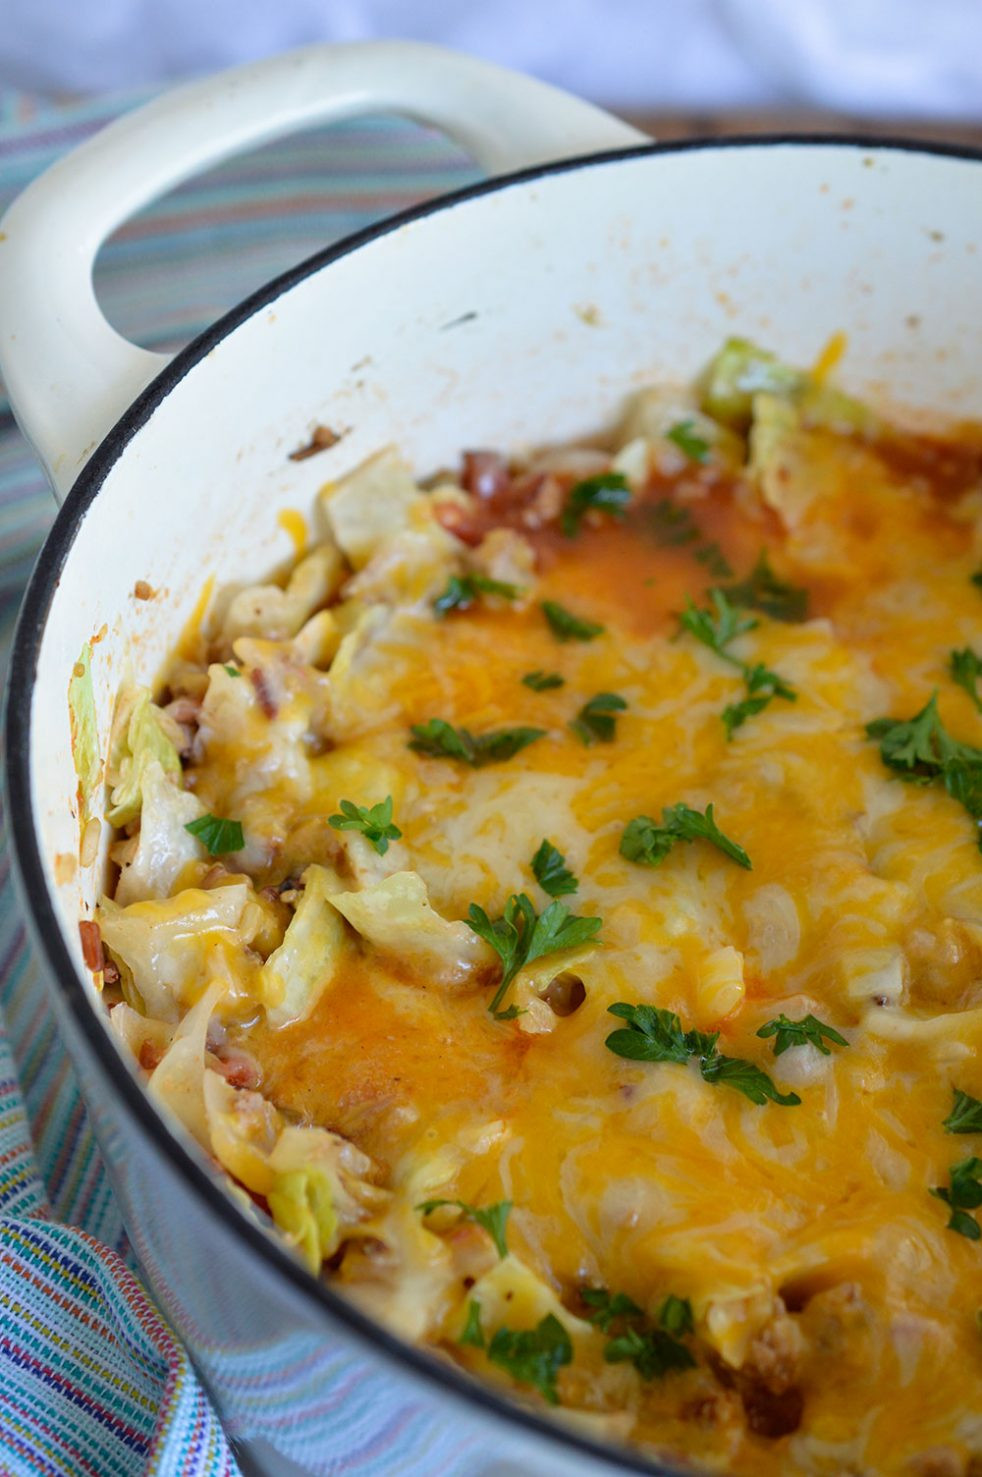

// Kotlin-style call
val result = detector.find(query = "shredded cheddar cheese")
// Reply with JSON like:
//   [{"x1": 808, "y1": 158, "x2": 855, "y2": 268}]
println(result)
[{"x1": 92, "y1": 340, "x2": 982, "y2": 1475}]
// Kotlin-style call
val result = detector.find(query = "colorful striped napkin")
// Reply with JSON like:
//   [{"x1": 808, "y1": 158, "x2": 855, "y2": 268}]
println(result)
[{"x1": 0, "y1": 89, "x2": 479, "y2": 1476}]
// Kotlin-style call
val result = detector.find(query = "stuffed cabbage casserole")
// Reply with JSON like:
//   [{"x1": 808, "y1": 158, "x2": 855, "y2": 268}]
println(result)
[{"x1": 77, "y1": 339, "x2": 982, "y2": 1476}]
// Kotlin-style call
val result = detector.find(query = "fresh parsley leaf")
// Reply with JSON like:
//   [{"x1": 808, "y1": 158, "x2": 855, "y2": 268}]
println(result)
[
  {"x1": 604, "y1": 1325, "x2": 696, "y2": 1380},
  {"x1": 409, "y1": 718, "x2": 545, "y2": 767},
  {"x1": 605, "y1": 1003, "x2": 800, "y2": 1106},
  {"x1": 645, "y1": 500, "x2": 733, "y2": 576},
  {"x1": 944, "y1": 1088, "x2": 982, "y2": 1135},
  {"x1": 699, "y1": 1053, "x2": 802, "y2": 1106},
  {"x1": 433, "y1": 572, "x2": 522, "y2": 616},
  {"x1": 647, "y1": 499, "x2": 699, "y2": 548},
  {"x1": 694, "y1": 540, "x2": 733, "y2": 578},
  {"x1": 542, "y1": 600, "x2": 605, "y2": 643},
  {"x1": 756, "y1": 1013, "x2": 848, "y2": 1058},
  {"x1": 951, "y1": 648, "x2": 982, "y2": 713},
  {"x1": 569, "y1": 691, "x2": 627, "y2": 745},
  {"x1": 723, "y1": 551, "x2": 809, "y2": 623},
  {"x1": 522, "y1": 670, "x2": 565, "y2": 691},
  {"x1": 722, "y1": 661, "x2": 797, "y2": 739},
  {"x1": 561, "y1": 472, "x2": 631, "y2": 537},
  {"x1": 585, "y1": 1286, "x2": 696, "y2": 1380},
  {"x1": 184, "y1": 813, "x2": 244, "y2": 855},
  {"x1": 466, "y1": 893, "x2": 602, "y2": 1018},
  {"x1": 582, "y1": 1287, "x2": 644, "y2": 1333},
  {"x1": 416, "y1": 1198, "x2": 512, "y2": 1259},
  {"x1": 531, "y1": 839, "x2": 578, "y2": 898},
  {"x1": 223, "y1": 663, "x2": 241, "y2": 678},
  {"x1": 408, "y1": 717, "x2": 475, "y2": 763},
  {"x1": 932, "y1": 1156, "x2": 982, "y2": 1239},
  {"x1": 486, "y1": 1313, "x2": 573, "y2": 1405},
  {"x1": 678, "y1": 589, "x2": 756, "y2": 665},
  {"x1": 620, "y1": 803, "x2": 751, "y2": 870},
  {"x1": 666, "y1": 418, "x2": 710, "y2": 463},
  {"x1": 328, "y1": 795, "x2": 402, "y2": 855},
  {"x1": 659, "y1": 1294, "x2": 694, "y2": 1338},
  {"x1": 866, "y1": 692, "x2": 982, "y2": 845},
  {"x1": 604, "y1": 1003, "x2": 693, "y2": 1064},
  {"x1": 477, "y1": 728, "x2": 549, "y2": 763},
  {"x1": 721, "y1": 693, "x2": 771, "y2": 738},
  {"x1": 680, "y1": 590, "x2": 796, "y2": 737},
  {"x1": 460, "y1": 1299, "x2": 486, "y2": 1348},
  {"x1": 866, "y1": 692, "x2": 952, "y2": 779}
]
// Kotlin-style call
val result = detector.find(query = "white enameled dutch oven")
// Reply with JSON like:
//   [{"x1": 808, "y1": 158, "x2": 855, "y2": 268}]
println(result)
[{"x1": 2, "y1": 40, "x2": 982, "y2": 1477}]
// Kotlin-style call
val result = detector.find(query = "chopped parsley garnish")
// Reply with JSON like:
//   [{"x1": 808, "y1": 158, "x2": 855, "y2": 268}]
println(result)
[
  {"x1": 465, "y1": 893, "x2": 602, "y2": 1019},
  {"x1": 866, "y1": 692, "x2": 982, "y2": 847},
  {"x1": 561, "y1": 472, "x2": 631, "y2": 537},
  {"x1": 522, "y1": 670, "x2": 565, "y2": 691},
  {"x1": 973, "y1": 571, "x2": 982, "y2": 591},
  {"x1": 666, "y1": 419, "x2": 710, "y2": 464},
  {"x1": 569, "y1": 691, "x2": 627, "y2": 745},
  {"x1": 541, "y1": 600, "x2": 605, "y2": 643},
  {"x1": 620, "y1": 803, "x2": 751, "y2": 870},
  {"x1": 583, "y1": 1287, "x2": 696, "y2": 1380},
  {"x1": 723, "y1": 550, "x2": 809, "y2": 623},
  {"x1": 932, "y1": 1156, "x2": 982, "y2": 1240},
  {"x1": 460, "y1": 1299, "x2": 486, "y2": 1348},
  {"x1": 433, "y1": 572, "x2": 522, "y2": 616},
  {"x1": 184, "y1": 813, "x2": 244, "y2": 855},
  {"x1": 409, "y1": 718, "x2": 545, "y2": 767},
  {"x1": 484, "y1": 1312, "x2": 573, "y2": 1405},
  {"x1": 648, "y1": 499, "x2": 699, "y2": 549},
  {"x1": 605, "y1": 1003, "x2": 800, "y2": 1107},
  {"x1": 416, "y1": 1198, "x2": 511, "y2": 1259},
  {"x1": 722, "y1": 661, "x2": 797, "y2": 739},
  {"x1": 531, "y1": 839, "x2": 578, "y2": 898},
  {"x1": 581, "y1": 1287, "x2": 643, "y2": 1332},
  {"x1": 679, "y1": 589, "x2": 797, "y2": 736},
  {"x1": 645, "y1": 500, "x2": 733, "y2": 577},
  {"x1": 694, "y1": 541, "x2": 733, "y2": 579},
  {"x1": 944, "y1": 1089, "x2": 982, "y2": 1135},
  {"x1": 756, "y1": 1013, "x2": 848, "y2": 1057},
  {"x1": 951, "y1": 648, "x2": 982, "y2": 713},
  {"x1": 328, "y1": 796, "x2": 402, "y2": 855},
  {"x1": 222, "y1": 663, "x2": 241, "y2": 678},
  {"x1": 678, "y1": 589, "x2": 755, "y2": 664}
]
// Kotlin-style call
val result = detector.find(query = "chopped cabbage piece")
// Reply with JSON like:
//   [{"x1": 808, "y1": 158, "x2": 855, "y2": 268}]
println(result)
[
  {"x1": 203, "y1": 1068, "x2": 280, "y2": 1195},
  {"x1": 702, "y1": 337, "x2": 875, "y2": 441},
  {"x1": 97, "y1": 883, "x2": 251, "y2": 1021},
  {"x1": 261, "y1": 864, "x2": 347, "y2": 1029},
  {"x1": 221, "y1": 542, "x2": 344, "y2": 644},
  {"x1": 68, "y1": 642, "x2": 101, "y2": 823},
  {"x1": 326, "y1": 871, "x2": 490, "y2": 987},
  {"x1": 147, "y1": 979, "x2": 226, "y2": 1146},
  {"x1": 267, "y1": 1169, "x2": 338, "y2": 1274},
  {"x1": 343, "y1": 523, "x2": 460, "y2": 608},
  {"x1": 466, "y1": 1254, "x2": 592, "y2": 1339},
  {"x1": 339, "y1": 1200, "x2": 454, "y2": 1342},
  {"x1": 196, "y1": 656, "x2": 315, "y2": 811},
  {"x1": 620, "y1": 387, "x2": 744, "y2": 472},
  {"x1": 467, "y1": 528, "x2": 535, "y2": 594},
  {"x1": 106, "y1": 686, "x2": 182, "y2": 828},
  {"x1": 320, "y1": 447, "x2": 424, "y2": 569},
  {"x1": 700, "y1": 337, "x2": 802, "y2": 431},
  {"x1": 114, "y1": 759, "x2": 205, "y2": 907}
]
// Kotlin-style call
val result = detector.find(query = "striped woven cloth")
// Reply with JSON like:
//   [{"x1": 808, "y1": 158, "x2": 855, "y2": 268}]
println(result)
[{"x1": 0, "y1": 89, "x2": 479, "y2": 1477}]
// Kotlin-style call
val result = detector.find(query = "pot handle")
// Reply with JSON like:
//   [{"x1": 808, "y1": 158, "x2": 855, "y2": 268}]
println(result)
[{"x1": 0, "y1": 40, "x2": 646, "y2": 503}]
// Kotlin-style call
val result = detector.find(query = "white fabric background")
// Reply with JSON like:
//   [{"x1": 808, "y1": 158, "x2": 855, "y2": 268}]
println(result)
[{"x1": 1, "y1": 0, "x2": 981, "y2": 114}]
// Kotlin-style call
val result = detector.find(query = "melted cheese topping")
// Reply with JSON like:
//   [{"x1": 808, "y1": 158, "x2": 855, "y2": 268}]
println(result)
[{"x1": 103, "y1": 383, "x2": 982, "y2": 1476}]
